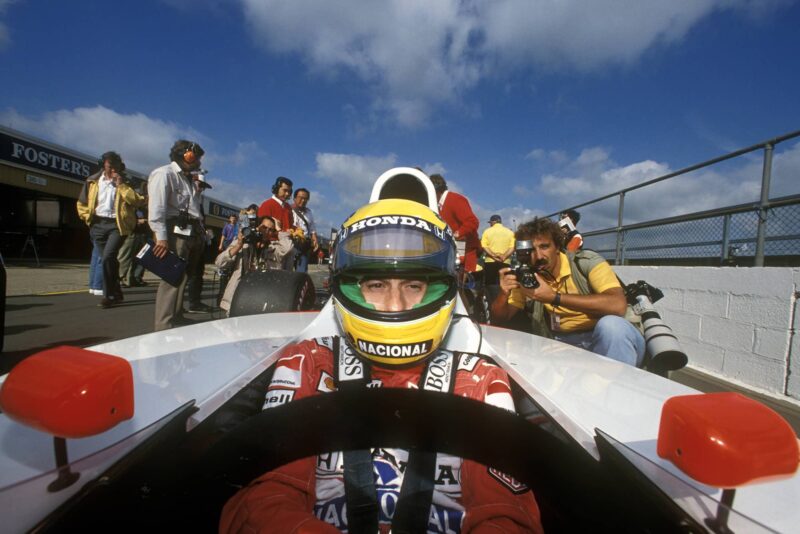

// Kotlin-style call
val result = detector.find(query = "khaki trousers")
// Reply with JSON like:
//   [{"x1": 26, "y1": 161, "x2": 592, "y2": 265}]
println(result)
[{"x1": 154, "y1": 229, "x2": 205, "y2": 331}]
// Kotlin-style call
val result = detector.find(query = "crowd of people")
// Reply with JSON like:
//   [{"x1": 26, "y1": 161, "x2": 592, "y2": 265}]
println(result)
[{"x1": 77, "y1": 141, "x2": 324, "y2": 330}]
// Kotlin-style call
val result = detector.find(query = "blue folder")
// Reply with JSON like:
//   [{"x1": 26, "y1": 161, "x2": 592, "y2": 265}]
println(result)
[{"x1": 135, "y1": 240, "x2": 187, "y2": 286}]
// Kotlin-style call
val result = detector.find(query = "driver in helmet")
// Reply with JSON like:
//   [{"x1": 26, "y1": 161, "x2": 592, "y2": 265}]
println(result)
[{"x1": 220, "y1": 198, "x2": 543, "y2": 533}]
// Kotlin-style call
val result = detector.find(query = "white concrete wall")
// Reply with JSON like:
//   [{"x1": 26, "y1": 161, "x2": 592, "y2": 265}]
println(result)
[{"x1": 615, "y1": 266, "x2": 799, "y2": 401}]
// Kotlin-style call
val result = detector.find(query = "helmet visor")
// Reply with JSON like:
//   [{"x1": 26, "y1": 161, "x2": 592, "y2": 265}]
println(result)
[{"x1": 334, "y1": 221, "x2": 456, "y2": 278}]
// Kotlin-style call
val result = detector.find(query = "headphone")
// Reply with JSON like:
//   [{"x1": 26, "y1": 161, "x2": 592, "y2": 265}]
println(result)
[
  {"x1": 271, "y1": 176, "x2": 293, "y2": 195},
  {"x1": 183, "y1": 143, "x2": 198, "y2": 164}
]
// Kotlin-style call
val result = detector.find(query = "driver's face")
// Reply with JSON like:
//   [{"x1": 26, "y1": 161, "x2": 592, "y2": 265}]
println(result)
[
  {"x1": 360, "y1": 278, "x2": 428, "y2": 312},
  {"x1": 530, "y1": 234, "x2": 558, "y2": 271}
]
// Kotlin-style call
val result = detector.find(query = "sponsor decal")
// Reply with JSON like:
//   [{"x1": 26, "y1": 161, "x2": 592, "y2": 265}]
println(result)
[
  {"x1": 357, "y1": 339, "x2": 432, "y2": 359},
  {"x1": 488, "y1": 467, "x2": 529, "y2": 494},
  {"x1": 423, "y1": 352, "x2": 454, "y2": 393},
  {"x1": 338, "y1": 344, "x2": 364, "y2": 381},
  {"x1": 457, "y1": 353, "x2": 480, "y2": 372},
  {"x1": 2, "y1": 133, "x2": 93, "y2": 180},
  {"x1": 262, "y1": 389, "x2": 295, "y2": 409},
  {"x1": 316, "y1": 451, "x2": 342, "y2": 474},
  {"x1": 339, "y1": 214, "x2": 453, "y2": 241},
  {"x1": 314, "y1": 451, "x2": 464, "y2": 532},
  {"x1": 317, "y1": 371, "x2": 336, "y2": 393},
  {"x1": 271, "y1": 354, "x2": 304, "y2": 388},
  {"x1": 317, "y1": 336, "x2": 334, "y2": 351},
  {"x1": 485, "y1": 379, "x2": 515, "y2": 411}
]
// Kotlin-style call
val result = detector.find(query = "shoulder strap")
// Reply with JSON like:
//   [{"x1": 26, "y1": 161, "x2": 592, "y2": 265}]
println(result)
[
  {"x1": 335, "y1": 337, "x2": 379, "y2": 534},
  {"x1": 293, "y1": 207, "x2": 309, "y2": 227},
  {"x1": 566, "y1": 249, "x2": 605, "y2": 296},
  {"x1": 393, "y1": 350, "x2": 457, "y2": 533}
]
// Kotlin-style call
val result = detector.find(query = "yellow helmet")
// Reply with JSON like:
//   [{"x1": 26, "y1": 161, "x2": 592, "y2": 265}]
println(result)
[{"x1": 331, "y1": 198, "x2": 458, "y2": 367}]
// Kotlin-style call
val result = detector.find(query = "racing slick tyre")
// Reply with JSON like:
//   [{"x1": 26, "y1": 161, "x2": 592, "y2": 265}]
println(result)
[{"x1": 229, "y1": 270, "x2": 316, "y2": 317}]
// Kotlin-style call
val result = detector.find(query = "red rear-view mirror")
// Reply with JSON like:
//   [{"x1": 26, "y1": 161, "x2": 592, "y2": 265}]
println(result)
[
  {"x1": 657, "y1": 392, "x2": 799, "y2": 488},
  {"x1": 0, "y1": 345, "x2": 134, "y2": 438}
]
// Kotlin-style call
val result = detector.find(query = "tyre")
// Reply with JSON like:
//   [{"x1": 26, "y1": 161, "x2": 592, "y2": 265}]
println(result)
[{"x1": 229, "y1": 270, "x2": 316, "y2": 317}]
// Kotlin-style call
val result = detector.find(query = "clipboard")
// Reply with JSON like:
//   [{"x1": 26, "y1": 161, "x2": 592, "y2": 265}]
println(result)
[{"x1": 135, "y1": 240, "x2": 187, "y2": 286}]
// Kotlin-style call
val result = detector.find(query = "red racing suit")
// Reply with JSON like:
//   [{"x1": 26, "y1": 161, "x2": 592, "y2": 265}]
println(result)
[{"x1": 220, "y1": 337, "x2": 543, "y2": 533}]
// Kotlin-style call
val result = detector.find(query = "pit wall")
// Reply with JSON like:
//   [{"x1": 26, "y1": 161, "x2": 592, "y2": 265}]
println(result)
[{"x1": 615, "y1": 266, "x2": 800, "y2": 401}]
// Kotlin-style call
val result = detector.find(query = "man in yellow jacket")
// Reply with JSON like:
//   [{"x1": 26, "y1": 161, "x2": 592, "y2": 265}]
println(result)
[{"x1": 76, "y1": 151, "x2": 146, "y2": 308}]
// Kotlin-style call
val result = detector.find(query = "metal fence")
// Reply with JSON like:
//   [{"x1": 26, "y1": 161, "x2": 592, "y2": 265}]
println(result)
[{"x1": 546, "y1": 130, "x2": 800, "y2": 266}]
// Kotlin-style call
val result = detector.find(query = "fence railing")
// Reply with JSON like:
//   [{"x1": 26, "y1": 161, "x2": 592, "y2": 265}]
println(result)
[{"x1": 546, "y1": 130, "x2": 800, "y2": 266}]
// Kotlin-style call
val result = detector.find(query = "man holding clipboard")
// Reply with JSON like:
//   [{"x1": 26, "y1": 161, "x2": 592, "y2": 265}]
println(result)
[{"x1": 147, "y1": 140, "x2": 207, "y2": 331}]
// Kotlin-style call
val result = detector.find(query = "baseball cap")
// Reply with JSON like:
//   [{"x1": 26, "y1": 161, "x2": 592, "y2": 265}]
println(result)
[{"x1": 488, "y1": 214, "x2": 502, "y2": 223}]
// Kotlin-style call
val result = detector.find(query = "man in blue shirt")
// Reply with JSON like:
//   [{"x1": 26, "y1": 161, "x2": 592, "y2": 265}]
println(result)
[{"x1": 218, "y1": 214, "x2": 238, "y2": 253}]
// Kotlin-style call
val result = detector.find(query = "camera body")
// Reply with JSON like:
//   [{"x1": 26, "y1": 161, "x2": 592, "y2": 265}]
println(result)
[
  {"x1": 240, "y1": 212, "x2": 259, "y2": 245},
  {"x1": 514, "y1": 263, "x2": 540, "y2": 289},
  {"x1": 176, "y1": 209, "x2": 190, "y2": 230},
  {"x1": 511, "y1": 239, "x2": 541, "y2": 289}
]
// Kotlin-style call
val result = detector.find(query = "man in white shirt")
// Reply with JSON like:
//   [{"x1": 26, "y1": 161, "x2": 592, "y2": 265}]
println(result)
[
  {"x1": 291, "y1": 188, "x2": 317, "y2": 273},
  {"x1": 147, "y1": 140, "x2": 207, "y2": 331}
]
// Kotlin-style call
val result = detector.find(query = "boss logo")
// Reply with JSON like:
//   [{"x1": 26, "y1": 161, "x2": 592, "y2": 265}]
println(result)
[{"x1": 423, "y1": 352, "x2": 453, "y2": 392}]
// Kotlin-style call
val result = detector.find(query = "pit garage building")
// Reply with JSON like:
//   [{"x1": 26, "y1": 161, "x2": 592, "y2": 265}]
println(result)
[{"x1": 0, "y1": 125, "x2": 241, "y2": 262}]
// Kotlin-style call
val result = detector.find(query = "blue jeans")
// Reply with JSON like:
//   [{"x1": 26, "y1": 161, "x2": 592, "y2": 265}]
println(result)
[
  {"x1": 295, "y1": 247, "x2": 308, "y2": 272},
  {"x1": 88, "y1": 243, "x2": 104, "y2": 290},
  {"x1": 553, "y1": 315, "x2": 645, "y2": 367}
]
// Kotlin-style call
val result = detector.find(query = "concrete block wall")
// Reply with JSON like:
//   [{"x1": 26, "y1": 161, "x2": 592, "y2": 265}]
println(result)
[{"x1": 615, "y1": 266, "x2": 799, "y2": 401}]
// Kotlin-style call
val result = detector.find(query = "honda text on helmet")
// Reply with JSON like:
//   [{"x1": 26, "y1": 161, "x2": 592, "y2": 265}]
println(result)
[{"x1": 331, "y1": 198, "x2": 458, "y2": 366}]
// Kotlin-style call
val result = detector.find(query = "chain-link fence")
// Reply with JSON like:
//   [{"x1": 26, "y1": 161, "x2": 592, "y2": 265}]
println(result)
[
  {"x1": 547, "y1": 131, "x2": 800, "y2": 267},
  {"x1": 583, "y1": 196, "x2": 800, "y2": 266}
]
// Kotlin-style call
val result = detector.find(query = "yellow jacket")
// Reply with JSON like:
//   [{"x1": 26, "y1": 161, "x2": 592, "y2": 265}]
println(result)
[{"x1": 76, "y1": 172, "x2": 147, "y2": 236}]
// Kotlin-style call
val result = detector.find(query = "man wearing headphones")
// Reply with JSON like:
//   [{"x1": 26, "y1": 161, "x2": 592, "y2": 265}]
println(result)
[
  {"x1": 147, "y1": 139, "x2": 207, "y2": 331},
  {"x1": 257, "y1": 176, "x2": 296, "y2": 270},
  {"x1": 77, "y1": 151, "x2": 146, "y2": 308},
  {"x1": 221, "y1": 197, "x2": 543, "y2": 533}
]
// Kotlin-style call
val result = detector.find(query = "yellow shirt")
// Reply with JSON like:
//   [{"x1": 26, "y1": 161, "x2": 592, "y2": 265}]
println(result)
[
  {"x1": 480, "y1": 224, "x2": 515, "y2": 263},
  {"x1": 508, "y1": 252, "x2": 621, "y2": 332}
]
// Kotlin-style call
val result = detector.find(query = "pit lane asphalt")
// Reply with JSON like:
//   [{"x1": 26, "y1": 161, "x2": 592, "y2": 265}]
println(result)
[{"x1": 1, "y1": 262, "x2": 329, "y2": 375}]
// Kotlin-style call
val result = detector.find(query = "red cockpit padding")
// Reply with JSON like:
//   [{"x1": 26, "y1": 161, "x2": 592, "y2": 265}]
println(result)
[
  {"x1": 657, "y1": 392, "x2": 799, "y2": 488},
  {"x1": 0, "y1": 346, "x2": 134, "y2": 438}
]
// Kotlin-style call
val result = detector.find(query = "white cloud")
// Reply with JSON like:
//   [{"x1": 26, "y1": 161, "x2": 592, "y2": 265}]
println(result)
[
  {"x1": 525, "y1": 141, "x2": 800, "y2": 231},
  {"x1": 314, "y1": 152, "x2": 398, "y2": 209},
  {"x1": 0, "y1": 106, "x2": 200, "y2": 174},
  {"x1": 237, "y1": 0, "x2": 784, "y2": 126}
]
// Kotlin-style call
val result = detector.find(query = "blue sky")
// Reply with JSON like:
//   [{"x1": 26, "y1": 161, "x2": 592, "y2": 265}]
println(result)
[{"x1": 1, "y1": 0, "x2": 799, "y2": 236}]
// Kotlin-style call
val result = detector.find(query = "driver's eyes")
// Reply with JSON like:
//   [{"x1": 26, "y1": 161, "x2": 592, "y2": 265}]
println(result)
[{"x1": 362, "y1": 281, "x2": 387, "y2": 292}]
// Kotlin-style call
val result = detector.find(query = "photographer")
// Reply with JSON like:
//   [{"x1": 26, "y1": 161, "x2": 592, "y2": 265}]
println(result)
[
  {"x1": 215, "y1": 216, "x2": 280, "y2": 316},
  {"x1": 491, "y1": 218, "x2": 644, "y2": 367}
]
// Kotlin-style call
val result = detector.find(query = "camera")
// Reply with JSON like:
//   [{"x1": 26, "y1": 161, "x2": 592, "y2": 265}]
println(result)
[
  {"x1": 176, "y1": 209, "x2": 190, "y2": 229},
  {"x1": 624, "y1": 280, "x2": 687, "y2": 374},
  {"x1": 511, "y1": 240, "x2": 541, "y2": 289},
  {"x1": 240, "y1": 212, "x2": 259, "y2": 245},
  {"x1": 514, "y1": 263, "x2": 540, "y2": 289}
]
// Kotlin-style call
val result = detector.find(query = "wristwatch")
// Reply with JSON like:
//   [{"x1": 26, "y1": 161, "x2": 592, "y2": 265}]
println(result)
[{"x1": 552, "y1": 292, "x2": 561, "y2": 307}]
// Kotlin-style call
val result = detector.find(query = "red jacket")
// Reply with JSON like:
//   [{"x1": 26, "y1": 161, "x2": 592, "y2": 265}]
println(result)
[
  {"x1": 220, "y1": 338, "x2": 543, "y2": 534},
  {"x1": 258, "y1": 196, "x2": 294, "y2": 231},
  {"x1": 438, "y1": 191, "x2": 481, "y2": 272}
]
